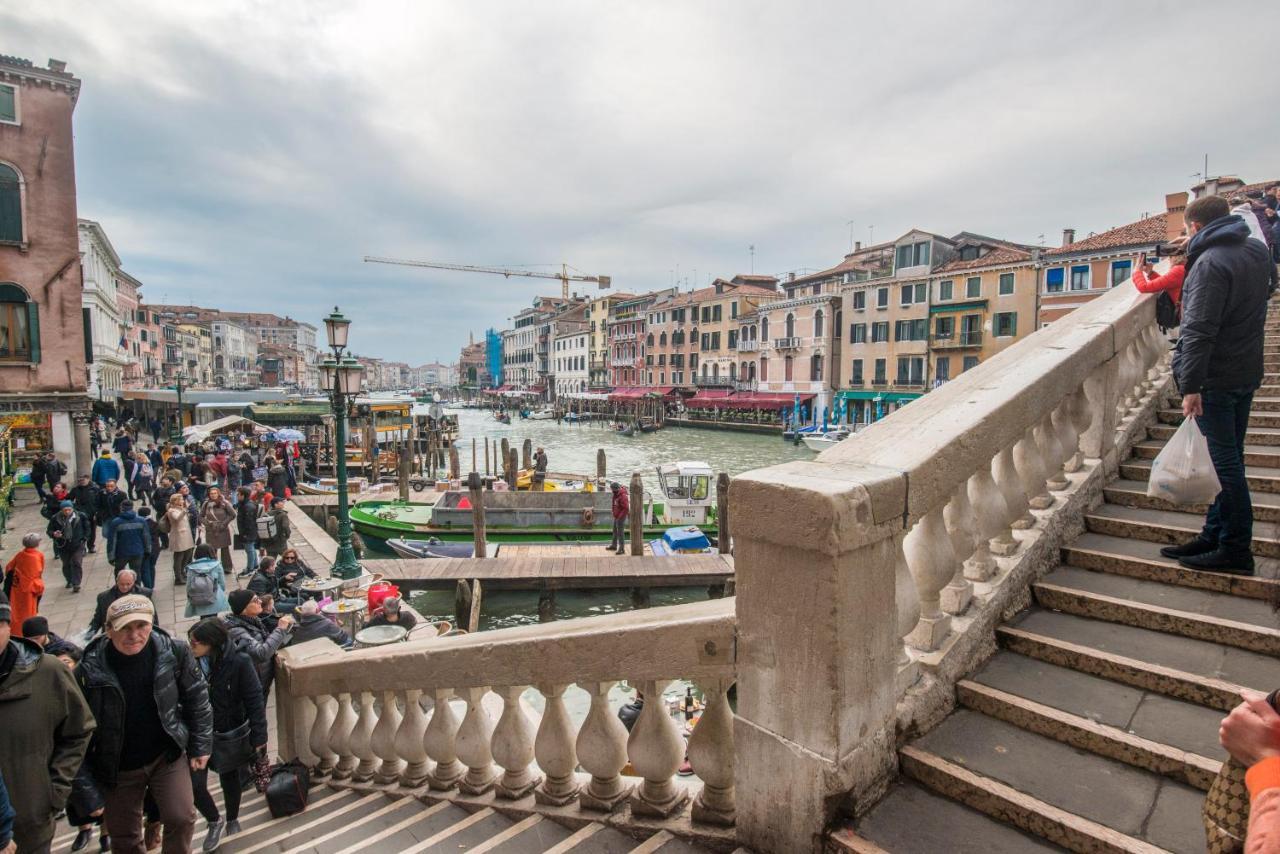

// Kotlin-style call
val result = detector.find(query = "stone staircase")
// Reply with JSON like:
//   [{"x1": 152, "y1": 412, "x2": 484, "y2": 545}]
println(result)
[
  {"x1": 49, "y1": 776, "x2": 717, "y2": 854},
  {"x1": 840, "y1": 317, "x2": 1280, "y2": 852}
]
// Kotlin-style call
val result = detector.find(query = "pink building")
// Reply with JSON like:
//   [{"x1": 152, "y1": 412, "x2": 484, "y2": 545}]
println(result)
[{"x1": 116, "y1": 270, "x2": 145, "y2": 387}]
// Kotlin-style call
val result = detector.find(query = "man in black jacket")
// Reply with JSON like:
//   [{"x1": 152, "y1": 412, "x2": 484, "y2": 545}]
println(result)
[
  {"x1": 88, "y1": 570, "x2": 156, "y2": 635},
  {"x1": 1163, "y1": 195, "x2": 1274, "y2": 574},
  {"x1": 287, "y1": 599, "x2": 352, "y2": 649},
  {"x1": 47, "y1": 500, "x2": 91, "y2": 592},
  {"x1": 77, "y1": 595, "x2": 211, "y2": 854},
  {"x1": 68, "y1": 474, "x2": 101, "y2": 553}
]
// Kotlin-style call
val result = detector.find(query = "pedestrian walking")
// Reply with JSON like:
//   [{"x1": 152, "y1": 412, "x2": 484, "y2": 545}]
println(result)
[
  {"x1": 88, "y1": 570, "x2": 154, "y2": 636},
  {"x1": 131, "y1": 452, "x2": 155, "y2": 508},
  {"x1": 184, "y1": 544, "x2": 230, "y2": 620},
  {"x1": 266, "y1": 457, "x2": 290, "y2": 503},
  {"x1": 199, "y1": 489, "x2": 236, "y2": 572},
  {"x1": 104, "y1": 500, "x2": 151, "y2": 576},
  {"x1": 78, "y1": 595, "x2": 212, "y2": 854},
  {"x1": 161, "y1": 493, "x2": 197, "y2": 585},
  {"x1": 49, "y1": 645, "x2": 110, "y2": 853},
  {"x1": 607, "y1": 481, "x2": 629, "y2": 554},
  {"x1": 43, "y1": 452, "x2": 68, "y2": 495},
  {"x1": 0, "y1": 596, "x2": 95, "y2": 854},
  {"x1": 261, "y1": 497, "x2": 291, "y2": 557},
  {"x1": 111, "y1": 429, "x2": 133, "y2": 461},
  {"x1": 30, "y1": 453, "x2": 48, "y2": 502},
  {"x1": 137, "y1": 506, "x2": 162, "y2": 590},
  {"x1": 69, "y1": 474, "x2": 101, "y2": 554},
  {"x1": 91, "y1": 451, "x2": 120, "y2": 488},
  {"x1": 234, "y1": 487, "x2": 260, "y2": 580},
  {"x1": 94, "y1": 479, "x2": 127, "y2": 530},
  {"x1": 47, "y1": 500, "x2": 91, "y2": 593},
  {"x1": 4, "y1": 534, "x2": 45, "y2": 636},
  {"x1": 223, "y1": 589, "x2": 293, "y2": 697},
  {"x1": 1163, "y1": 195, "x2": 1276, "y2": 575}
]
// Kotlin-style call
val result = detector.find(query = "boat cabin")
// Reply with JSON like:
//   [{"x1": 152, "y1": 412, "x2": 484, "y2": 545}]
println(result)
[{"x1": 655, "y1": 461, "x2": 715, "y2": 525}]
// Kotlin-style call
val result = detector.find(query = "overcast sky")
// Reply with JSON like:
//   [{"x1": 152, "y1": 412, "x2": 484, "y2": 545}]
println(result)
[{"x1": 5, "y1": 1, "x2": 1276, "y2": 363}]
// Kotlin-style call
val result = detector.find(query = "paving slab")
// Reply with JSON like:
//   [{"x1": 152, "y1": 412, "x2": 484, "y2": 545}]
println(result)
[{"x1": 1144, "y1": 779, "x2": 1210, "y2": 854}]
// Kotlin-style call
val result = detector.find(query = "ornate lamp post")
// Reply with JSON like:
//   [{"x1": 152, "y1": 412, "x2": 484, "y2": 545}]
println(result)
[
  {"x1": 321, "y1": 308, "x2": 364, "y2": 579},
  {"x1": 171, "y1": 371, "x2": 188, "y2": 443}
]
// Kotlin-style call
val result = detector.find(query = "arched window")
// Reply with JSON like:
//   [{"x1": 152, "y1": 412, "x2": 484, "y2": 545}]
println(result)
[
  {"x1": 814, "y1": 309, "x2": 824, "y2": 338},
  {"x1": 810, "y1": 354, "x2": 823, "y2": 381},
  {"x1": 784, "y1": 355, "x2": 794, "y2": 381},
  {"x1": 712, "y1": 363, "x2": 719, "y2": 379},
  {"x1": 759, "y1": 357, "x2": 768, "y2": 381},
  {"x1": 761, "y1": 317, "x2": 769, "y2": 342},
  {"x1": 646, "y1": 333, "x2": 654, "y2": 347},
  {"x1": 785, "y1": 313, "x2": 795, "y2": 339},
  {"x1": 659, "y1": 332, "x2": 667, "y2": 346},
  {"x1": 747, "y1": 361, "x2": 756, "y2": 381},
  {"x1": 729, "y1": 362, "x2": 737, "y2": 380},
  {"x1": 0, "y1": 164, "x2": 24, "y2": 245},
  {"x1": 0, "y1": 282, "x2": 37, "y2": 362}
]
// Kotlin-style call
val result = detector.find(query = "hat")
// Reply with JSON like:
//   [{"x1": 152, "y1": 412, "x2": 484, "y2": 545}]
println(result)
[
  {"x1": 382, "y1": 596, "x2": 401, "y2": 613},
  {"x1": 60, "y1": 500, "x2": 74, "y2": 509},
  {"x1": 227, "y1": 589, "x2": 255, "y2": 616},
  {"x1": 105, "y1": 595, "x2": 154, "y2": 631},
  {"x1": 0, "y1": 600, "x2": 9, "y2": 624},
  {"x1": 21, "y1": 616, "x2": 48, "y2": 637}
]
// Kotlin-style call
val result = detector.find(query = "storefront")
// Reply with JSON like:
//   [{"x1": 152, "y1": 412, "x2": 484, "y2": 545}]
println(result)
[
  {"x1": 0, "y1": 394, "x2": 93, "y2": 485},
  {"x1": 835, "y1": 389, "x2": 922, "y2": 426}
]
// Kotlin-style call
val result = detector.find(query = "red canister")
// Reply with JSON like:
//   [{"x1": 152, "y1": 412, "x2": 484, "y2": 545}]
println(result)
[{"x1": 366, "y1": 580, "x2": 400, "y2": 611}]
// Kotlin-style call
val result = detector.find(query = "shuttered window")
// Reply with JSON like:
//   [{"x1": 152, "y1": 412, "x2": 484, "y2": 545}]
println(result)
[{"x1": 0, "y1": 164, "x2": 21, "y2": 244}]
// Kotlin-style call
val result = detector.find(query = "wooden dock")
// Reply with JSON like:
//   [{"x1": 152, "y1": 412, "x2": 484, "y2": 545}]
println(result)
[{"x1": 360, "y1": 552, "x2": 734, "y2": 592}]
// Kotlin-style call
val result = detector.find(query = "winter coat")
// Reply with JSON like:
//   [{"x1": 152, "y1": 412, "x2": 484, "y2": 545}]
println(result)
[
  {"x1": 1132, "y1": 264, "x2": 1186, "y2": 307},
  {"x1": 111, "y1": 435, "x2": 133, "y2": 457},
  {"x1": 89, "y1": 582, "x2": 154, "y2": 635},
  {"x1": 267, "y1": 465, "x2": 290, "y2": 501},
  {"x1": 151, "y1": 484, "x2": 175, "y2": 511},
  {"x1": 264, "y1": 506, "x2": 292, "y2": 555},
  {"x1": 246, "y1": 569, "x2": 280, "y2": 599},
  {"x1": 223, "y1": 614, "x2": 292, "y2": 692},
  {"x1": 288, "y1": 613, "x2": 352, "y2": 649},
  {"x1": 1173, "y1": 214, "x2": 1275, "y2": 395},
  {"x1": 77, "y1": 628, "x2": 212, "y2": 788},
  {"x1": 612, "y1": 488, "x2": 630, "y2": 521},
  {"x1": 5, "y1": 548, "x2": 44, "y2": 636},
  {"x1": 29, "y1": 456, "x2": 46, "y2": 486},
  {"x1": 68, "y1": 481, "x2": 101, "y2": 518},
  {"x1": 202, "y1": 640, "x2": 269, "y2": 748},
  {"x1": 90, "y1": 456, "x2": 120, "y2": 487},
  {"x1": 200, "y1": 498, "x2": 236, "y2": 549},
  {"x1": 66, "y1": 759, "x2": 104, "y2": 828},
  {"x1": 236, "y1": 498, "x2": 261, "y2": 543},
  {"x1": 43, "y1": 457, "x2": 67, "y2": 489},
  {"x1": 94, "y1": 487, "x2": 126, "y2": 524},
  {"x1": 0, "y1": 767, "x2": 14, "y2": 849},
  {"x1": 46, "y1": 509, "x2": 91, "y2": 555},
  {"x1": 276, "y1": 556, "x2": 316, "y2": 590},
  {"x1": 1248, "y1": 755, "x2": 1280, "y2": 853},
  {"x1": 0, "y1": 637, "x2": 95, "y2": 852},
  {"x1": 160, "y1": 505, "x2": 197, "y2": 553},
  {"x1": 184, "y1": 556, "x2": 230, "y2": 618},
  {"x1": 168, "y1": 452, "x2": 190, "y2": 478},
  {"x1": 105, "y1": 509, "x2": 151, "y2": 561},
  {"x1": 131, "y1": 460, "x2": 155, "y2": 491}
]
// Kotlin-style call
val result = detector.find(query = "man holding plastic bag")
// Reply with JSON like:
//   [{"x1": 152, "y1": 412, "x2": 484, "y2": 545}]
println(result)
[{"x1": 1158, "y1": 195, "x2": 1274, "y2": 575}]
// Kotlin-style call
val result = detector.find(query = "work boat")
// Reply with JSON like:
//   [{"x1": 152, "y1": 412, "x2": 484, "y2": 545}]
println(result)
[
  {"x1": 351, "y1": 459, "x2": 719, "y2": 545},
  {"x1": 801, "y1": 427, "x2": 853, "y2": 452}
]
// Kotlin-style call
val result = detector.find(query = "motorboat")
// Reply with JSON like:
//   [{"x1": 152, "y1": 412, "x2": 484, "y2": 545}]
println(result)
[
  {"x1": 386, "y1": 537, "x2": 491, "y2": 559},
  {"x1": 801, "y1": 428, "x2": 853, "y2": 452},
  {"x1": 527, "y1": 409, "x2": 556, "y2": 420},
  {"x1": 648, "y1": 526, "x2": 714, "y2": 556}
]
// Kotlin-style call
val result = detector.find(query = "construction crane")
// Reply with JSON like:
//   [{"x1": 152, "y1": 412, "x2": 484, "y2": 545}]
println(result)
[{"x1": 363, "y1": 256, "x2": 611, "y2": 300}]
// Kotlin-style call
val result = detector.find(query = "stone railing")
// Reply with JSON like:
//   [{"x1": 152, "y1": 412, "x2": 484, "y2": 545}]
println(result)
[{"x1": 274, "y1": 599, "x2": 738, "y2": 848}]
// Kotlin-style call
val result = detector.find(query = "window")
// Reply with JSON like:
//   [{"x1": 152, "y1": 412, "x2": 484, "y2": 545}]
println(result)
[
  {"x1": 728, "y1": 330, "x2": 737, "y2": 348},
  {"x1": 1111, "y1": 260, "x2": 1132, "y2": 287},
  {"x1": 895, "y1": 319, "x2": 928, "y2": 341},
  {"x1": 895, "y1": 357, "x2": 924, "y2": 385},
  {"x1": 0, "y1": 84, "x2": 15, "y2": 124},
  {"x1": 1045, "y1": 268, "x2": 1065, "y2": 293},
  {"x1": 915, "y1": 282, "x2": 926, "y2": 304},
  {"x1": 712, "y1": 305, "x2": 722, "y2": 322},
  {"x1": 876, "y1": 288, "x2": 888, "y2": 309},
  {"x1": 0, "y1": 283, "x2": 37, "y2": 362},
  {"x1": 935, "y1": 316, "x2": 954, "y2": 339},
  {"x1": 760, "y1": 317, "x2": 768, "y2": 341},
  {"x1": 871, "y1": 322, "x2": 889, "y2": 343},
  {"x1": 1070, "y1": 265, "x2": 1090, "y2": 291},
  {"x1": 0, "y1": 164, "x2": 22, "y2": 244},
  {"x1": 937, "y1": 280, "x2": 953, "y2": 301},
  {"x1": 850, "y1": 323, "x2": 867, "y2": 344},
  {"x1": 999, "y1": 272, "x2": 1015, "y2": 296},
  {"x1": 759, "y1": 357, "x2": 768, "y2": 381},
  {"x1": 895, "y1": 241, "x2": 931, "y2": 269},
  {"x1": 814, "y1": 309, "x2": 824, "y2": 338},
  {"x1": 784, "y1": 355, "x2": 793, "y2": 381},
  {"x1": 993, "y1": 311, "x2": 1018, "y2": 337},
  {"x1": 701, "y1": 307, "x2": 711, "y2": 323},
  {"x1": 900, "y1": 284, "x2": 913, "y2": 306},
  {"x1": 935, "y1": 356, "x2": 950, "y2": 381},
  {"x1": 810, "y1": 354, "x2": 823, "y2": 381},
  {"x1": 850, "y1": 359, "x2": 863, "y2": 384},
  {"x1": 966, "y1": 277, "x2": 982, "y2": 299},
  {"x1": 711, "y1": 331, "x2": 720, "y2": 350},
  {"x1": 873, "y1": 358, "x2": 886, "y2": 384},
  {"x1": 785, "y1": 313, "x2": 795, "y2": 338},
  {"x1": 852, "y1": 291, "x2": 866, "y2": 310},
  {"x1": 963, "y1": 356, "x2": 980, "y2": 372}
]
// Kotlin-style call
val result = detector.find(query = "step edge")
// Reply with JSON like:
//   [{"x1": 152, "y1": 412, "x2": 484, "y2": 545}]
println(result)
[
  {"x1": 228, "y1": 790, "x2": 384, "y2": 854},
  {"x1": 1059, "y1": 543, "x2": 1277, "y2": 599},
  {"x1": 398, "y1": 807, "x2": 498, "y2": 854}
]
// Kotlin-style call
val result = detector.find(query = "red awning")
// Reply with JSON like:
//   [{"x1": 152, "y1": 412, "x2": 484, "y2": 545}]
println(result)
[
  {"x1": 686, "y1": 390, "x2": 737, "y2": 408},
  {"x1": 528, "y1": 386, "x2": 546, "y2": 392},
  {"x1": 722, "y1": 392, "x2": 815, "y2": 410},
  {"x1": 608, "y1": 386, "x2": 676, "y2": 401}
]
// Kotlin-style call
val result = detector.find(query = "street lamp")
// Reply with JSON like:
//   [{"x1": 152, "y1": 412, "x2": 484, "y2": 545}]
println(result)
[
  {"x1": 171, "y1": 371, "x2": 188, "y2": 443},
  {"x1": 322, "y1": 308, "x2": 365, "y2": 580}
]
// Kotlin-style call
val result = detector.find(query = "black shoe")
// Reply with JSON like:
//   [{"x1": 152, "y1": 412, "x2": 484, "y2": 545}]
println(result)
[
  {"x1": 202, "y1": 818, "x2": 225, "y2": 852},
  {"x1": 225, "y1": 819, "x2": 241, "y2": 836},
  {"x1": 1159, "y1": 538, "x2": 1216, "y2": 559},
  {"x1": 65, "y1": 582, "x2": 73, "y2": 589},
  {"x1": 71, "y1": 828, "x2": 94, "y2": 852},
  {"x1": 73, "y1": 586, "x2": 81, "y2": 593},
  {"x1": 1178, "y1": 549, "x2": 1256, "y2": 576},
  {"x1": 605, "y1": 544, "x2": 616, "y2": 551},
  {"x1": 99, "y1": 835, "x2": 110, "y2": 853},
  {"x1": 88, "y1": 547, "x2": 96, "y2": 554}
]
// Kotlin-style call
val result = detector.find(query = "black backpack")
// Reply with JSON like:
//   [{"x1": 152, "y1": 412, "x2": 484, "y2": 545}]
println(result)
[
  {"x1": 1155, "y1": 291, "x2": 1179, "y2": 332},
  {"x1": 265, "y1": 760, "x2": 310, "y2": 818}
]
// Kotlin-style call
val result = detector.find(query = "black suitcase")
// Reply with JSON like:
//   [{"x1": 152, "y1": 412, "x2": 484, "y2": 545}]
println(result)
[{"x1": 264, "y1": 760, "x2": 311, "y2": 818}]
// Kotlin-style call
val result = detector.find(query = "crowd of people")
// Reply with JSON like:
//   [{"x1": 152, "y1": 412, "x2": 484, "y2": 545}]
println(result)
[{"x1": 0, "y1": 423, "x2": 406, "y2": 854}]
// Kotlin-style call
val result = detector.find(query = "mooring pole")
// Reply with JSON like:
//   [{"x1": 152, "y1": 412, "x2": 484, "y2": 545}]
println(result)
[
  {"x1": 629, "y1": 471, "x2": 644, "y2": 556},
  {"x1": 468, "y1": 472, "x2": 487, "y2": 559},
  {"x1": 507, "y1": 449, "x2": 518, "y2": 490},
  {"x1": 717, "y1": 472, "x2": 731, "y2": 554}
]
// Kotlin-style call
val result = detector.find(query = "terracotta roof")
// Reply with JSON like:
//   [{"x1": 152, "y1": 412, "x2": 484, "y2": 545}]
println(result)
[
  {"x1": 935, "y1": 245, "x2": 1034, "y2": 273},
  {"x1": 788, "y1": 242, "x2": 897, "y2": 286},
  {"x1": 1044, "y1": 213, "x2": 1168, "y2": 257}
]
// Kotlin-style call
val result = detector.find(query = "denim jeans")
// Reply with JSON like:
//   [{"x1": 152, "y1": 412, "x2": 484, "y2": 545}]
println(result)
[
  {"x1": 1194, "y1": 386, "x2": 1257, "y2": 555},
  {"x1": 244, "y1": 540, "x2": 259, "y2": 574}
]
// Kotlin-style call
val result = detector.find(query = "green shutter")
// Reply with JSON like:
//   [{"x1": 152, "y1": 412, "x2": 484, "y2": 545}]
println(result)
[
  {"x1": 1009, "y1": 313, "x2": 1017, "y2": 337},
  {"x1": 26, "y1": 300, "x2": 39, "y2": 363}
]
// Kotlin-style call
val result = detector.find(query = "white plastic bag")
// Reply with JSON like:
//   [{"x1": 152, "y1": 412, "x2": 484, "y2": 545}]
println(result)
[{"x1": 1146, "y1": 417, "x2": 1221, "y2": 505}]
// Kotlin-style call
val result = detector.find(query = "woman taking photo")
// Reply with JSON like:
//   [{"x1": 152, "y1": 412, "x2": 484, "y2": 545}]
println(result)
[{"x1": 186, "y1": 618, "x2": 268, "y2": 849}]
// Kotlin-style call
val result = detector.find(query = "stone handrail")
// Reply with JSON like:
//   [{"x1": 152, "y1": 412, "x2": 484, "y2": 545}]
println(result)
[{"x1": 274, "y1": 599, "x2": 738, "y2": 840}]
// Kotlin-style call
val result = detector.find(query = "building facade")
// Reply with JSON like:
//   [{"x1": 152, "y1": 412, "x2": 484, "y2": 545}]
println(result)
[
  {"x1": 587, "y1": 293, "x2": 632, "y2": 390},
  {"x1": 210, "y1": 318, "x2": 258, "y2": 389},
  {"x1": 78, "y1": 219, "x2": 132, "y2": 400},
  {"x1": 116, "y1": 270, "x2": 144, "y2": 389},
  {"x1": 0, "y1": 56, "x2": 93, "y2": 475},
  {"x1": 553, "y1": 324, "x2": 589, "y2": 398}
]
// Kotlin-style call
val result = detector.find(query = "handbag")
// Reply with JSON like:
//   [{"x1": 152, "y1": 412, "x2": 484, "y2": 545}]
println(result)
[
  {"x1": 209, "y1": 720, "x2": 255, "y2": 774},
  {"x1": 1202, "y1": 756, "x2": 1247, "y2": 853}
]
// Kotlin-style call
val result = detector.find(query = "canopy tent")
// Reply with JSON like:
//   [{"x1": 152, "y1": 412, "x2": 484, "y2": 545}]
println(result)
[
  {"x1": 182, "y1": 414, "x2": 272, "y2": 442},
  {"x1": 683, "y1": 391, "x2": 814, "y2": 411},
  {"x1": 608, "y1": 386, "x2": 675, "y2": 402}
]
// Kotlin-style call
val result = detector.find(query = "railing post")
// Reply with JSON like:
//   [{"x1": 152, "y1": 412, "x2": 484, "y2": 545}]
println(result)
[{"x1": 1081, "y1": 357, "x2": 1120, "y2": 474}]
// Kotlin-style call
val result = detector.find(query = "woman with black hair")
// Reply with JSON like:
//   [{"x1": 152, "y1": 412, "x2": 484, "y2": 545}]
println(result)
[{"x1": 186, "y1": 617, "x2": 268, "y2": 849}]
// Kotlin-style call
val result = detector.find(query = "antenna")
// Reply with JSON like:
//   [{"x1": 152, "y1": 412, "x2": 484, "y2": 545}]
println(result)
[
  {"x1": 846, "y1": 220, "x2": 856, "y2": 251},
  {"x1": 748, "y1": 244, "x2": 755, "y2": 274},
  {"x1": 867, "y1": 225, "x2": 875, "y2": 245}
]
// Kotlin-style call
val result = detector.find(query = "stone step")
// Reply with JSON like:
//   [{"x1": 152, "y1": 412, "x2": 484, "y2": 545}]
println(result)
[
  {"x1": 1131, "y1": 438, "x2": 1280, "y2": 468},
  {"x1": 1157, "y1": 408, "x2": 1280, "y2": 429},
  {"x1": 1149, "y1": 421, "x2": 1280, "y2": 447},
  {"x1": 1084, "y1": 502, "x2": 1280, "y2": 557},
  {"x1": 997, "y1": 607, "x2": 1280, "y2": 712},
  {"x1": 225, "y1": 790, "x2": 394, "y2": 853},
  {"x1": 1060, "y1": 531, "x2": 1280, "y2": 601},
  {"x1": 966, "y1": 652, "x2": 1223, "y2": 789},
  {"x1": 849, "y1": 780, "x2": 1068, "y2": 853},
  {"x1": 1253, "y1": 397, "x2": 1280, "y2": 412},
  {"x1": 903, "y1": 711, "x2": 1202, "y2": 853},
  {"x1": 1119, "y1": 456, "x2": 1280, "y2": 494},
  {"x1": 1103, "y1": 477, "x2": 1280, "y2": 521},
  {"x1": 282, "y1": 797, "x2": 471, "y2": 854},
  {"x1": 1034, "y1": 565, "x2": 1280, "y2": 655}
]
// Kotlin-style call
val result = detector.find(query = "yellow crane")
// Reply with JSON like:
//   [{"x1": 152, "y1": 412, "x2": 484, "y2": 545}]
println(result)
[{"x1": 363, "y1": 256, "x2": 611, "y2": 301}]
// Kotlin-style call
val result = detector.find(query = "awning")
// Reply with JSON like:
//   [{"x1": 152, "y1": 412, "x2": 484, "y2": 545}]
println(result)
[
  {"x1": 686, "y1": 390, "x2": 738, "y2": 408},
  {"x1": 189, "y1": 414, "x2": 272, "y2": 435},
  {"x1": 247, "y1": 402, "x2": 333, "y2": 426},
  {"x1": 929, "y1": 300, "x2": 988, "y2": 314},
  {"x1": 836, "y1": 390, "x2": 923, "y2": 403},
  {"x1": 608, "y1": 386, "x2": 675, "y2": 401}
]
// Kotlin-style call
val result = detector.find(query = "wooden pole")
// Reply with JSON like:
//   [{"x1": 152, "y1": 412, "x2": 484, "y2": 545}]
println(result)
[
  {"x1": 717, "y1": 472, "x2": 731, "y2": 554},
  {"x1": 521, "y1": 439, "x2": 532, "y2": 471},
  {"x1": 454, "y1": 580, "x2": 472, "y2": 631},
  {"x1": 500, "y1": 438, "x2": 510, "y2": 477},
  {"x1": 468, "y1": 471, "x2": 487, "y2": 558},
  {"x1": 484, "y1": 438, "x2": 491, "y2": 476},
  {"x1": 448, "y1": 444, "x2": 460, "y2": 481},
  {"x1": 629, "y1": 471, "x2": 643, "y2": 556},
  {"x1": 471, "y1": 438, "x2": 476, "y2": 474},
  {"x1": 507, "y1": 449, "x2": 518, "y2": 490},
  {"x1": 538, "y1": 589, "x2": 555, "y2": 623},
  {"x1": 596, "y1": 449, "x2": 606, "y2": 483},
  {"x1": 398, "y1": 450, "x2": 411, "y2": 501},
  {"x1": 468, "y1": 579, "x2": 483, "y2": 633}
]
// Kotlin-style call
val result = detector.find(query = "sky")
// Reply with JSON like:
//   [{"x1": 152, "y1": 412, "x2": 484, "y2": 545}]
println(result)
[{"x1": 4, "y1": 0, "x2": 1277, "y2": 364}]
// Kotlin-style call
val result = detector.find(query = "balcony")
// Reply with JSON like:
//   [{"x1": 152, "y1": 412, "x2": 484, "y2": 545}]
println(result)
[
  {"x1": 932, "y1": 331, "x2": 983, "y2": 349},
  {"x1": 871, "y1": 377, "x2": 888, "y2": 386},
  {"x1": 734, "y1": 379, "x2": 758, "y2": 392},
  {"x1": 589, "y1": 358, "x2": 607, "y2": 372},
  {"x1": 694, "y1": 375, "x2": 735, "y2": 388},
  {"x1": 737, "y1": 340, "x2": 760, "y2": 352},
  {"x1": 773, "y1": 337, "x2": 802, "y2": 350}
]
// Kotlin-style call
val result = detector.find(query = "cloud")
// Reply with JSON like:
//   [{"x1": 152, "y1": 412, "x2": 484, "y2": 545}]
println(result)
[{"x1": 3, "y1": 0, "x2": 1276, "y2": 362}]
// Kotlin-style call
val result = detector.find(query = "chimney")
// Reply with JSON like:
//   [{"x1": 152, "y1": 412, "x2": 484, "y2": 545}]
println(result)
[
  {"x1": 787, "y1": 272, "x2": 795, "y2": 282},
  {"x1": 854, "y1": 241, "x2": 862, "y2": 251},
  {"x1": 1061, "y1": 228, "x2": 1076, "y2": 247},
  {"x1": 1165, "y1": 191, "x2": 1188, "y2": 241},
  {"x1": 47, "y1": 59, "x2": 66, "y2": 73}
]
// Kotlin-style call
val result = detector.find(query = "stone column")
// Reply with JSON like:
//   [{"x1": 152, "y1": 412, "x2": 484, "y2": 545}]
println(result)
[
  {"x1": 732, "y1": 459, "x2": 903, "y2": 853},
  {"x1": 71, "y1": 411, "x2": 93, "y2": 479}
]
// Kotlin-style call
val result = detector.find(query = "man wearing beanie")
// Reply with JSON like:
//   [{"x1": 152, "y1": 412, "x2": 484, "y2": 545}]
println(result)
[
  {"x1": 19, "y1": 616, "x2": 63, "y2": 650},
  {"x1": 0, "y1": 595, "x2": 95, "y2": 853},
  {"x1": 223, "y1": 589, "x2": 293, "y2": 696},
  {"x1": 47, "y1": 498, "x2": 92, "y2": 593}
]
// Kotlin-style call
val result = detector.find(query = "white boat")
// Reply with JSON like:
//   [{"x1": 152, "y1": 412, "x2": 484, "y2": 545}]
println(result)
[
  {"x1": 527, "y1": 409, "x2": 556, "y2": 420},
  {"x1": 801, "y1": 428, "x2": 852, "y2": 452}
]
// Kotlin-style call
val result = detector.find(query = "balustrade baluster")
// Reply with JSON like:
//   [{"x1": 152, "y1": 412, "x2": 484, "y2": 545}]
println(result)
[
  {"x1": 1069, "y1": 385, "x2": 1096, "y2": 469},
  {"x1": 1012, "y1": 429, "x2": 1045, "y2": 524},
  {"x1": 689, "y1": 678, "x2": 736, "y2": 826},
  {"x1": 629, "y1": 679, "x2": 691, "y2": 817},
  {"x1": 395, "y1": 689, "x2": 431, "y2": 788},
  {"x1": 904, "y1": 505, "x2": 954, "y2": 651},
  {"x1": 965, "y1": 468, "x2": 1004, "y2": 581},
  {"x1": 895, "y1": 536, "x2": 921, "y2": 693},
  {"x1": 424, "y1": 689, "x2": 466, "y2": 790},
  {"x1": 372, "y1": 690, "x2": 404, "y2": 784},
  {"x1": 1118, "y1": 342, "x2": 1138, "y2": 416},
  {"x1": 576, "y1": 681, "x2": 632, "y2": 810},
  {"x1": 1053, "y1": 398, "x2": 1080, "y2": 481},
  {"x1": 991, "y1": 447, "x2": 1025, "y2": 552},
  {"x1": 941, "y1": 483, "x2": 975, "y2": 615},
  {"x1": 328, "y1": 692, "x2": 358, "y2": 779},
  {"x1": 289, "y1": 693, "x2": 319, "y2": 769},
  {"x1": 309, "y1": 694, "x2": 338, "y2": 775},
  {"x1": 493, "y1": 686, "x2": 541, "y2": 798},
  {"x1": 1127, "y1": 340, "x2": 1146, "y2": 412},
  {"x1": 351, "y1": 691, "x2": 380, "y2": 782},
  {"x1": 456, "y1": 687, "x2": 498, "y2": 794},
  {"x1": 534, "y1": 684, "x2": 580, "y2": 805},
  {"x1": 1042, "y1": 411, "x2": 1069, "y2": 492}
]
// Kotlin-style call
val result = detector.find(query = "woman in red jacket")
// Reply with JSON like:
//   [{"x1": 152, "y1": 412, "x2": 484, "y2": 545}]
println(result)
[
  {"x1": 1131, "y1": 251, "x2": 1187, "y2": 306},
  {"x1": 4, "y1": 533, "x2": 46, "y2": 636}
]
